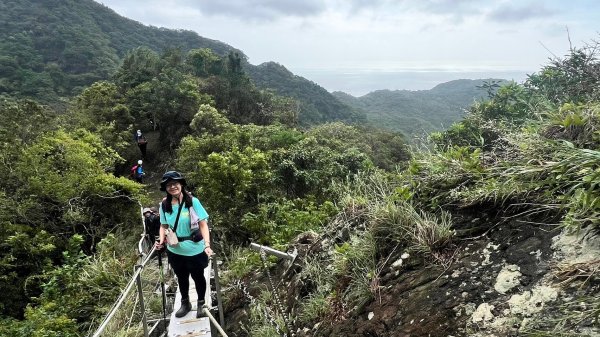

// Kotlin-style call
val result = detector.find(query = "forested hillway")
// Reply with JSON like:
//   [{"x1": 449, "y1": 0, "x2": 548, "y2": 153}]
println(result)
[
  {"x1": 0, "y1": 0, "x2": 362, "y2": 125},
  {"x1": 0, "y1": 1, "x2": 600, "y2": 335},
  {"x1": 1, "y1": 41, "x2": 600, "y2": 336},
  {"x1": 0, "y1": 27, "x2": 409, "y2": 336}
]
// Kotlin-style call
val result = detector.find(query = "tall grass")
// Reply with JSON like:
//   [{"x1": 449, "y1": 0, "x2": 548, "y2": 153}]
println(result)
[{"x1": 292, "y1": 170, "x2": 457, "y2": 320}]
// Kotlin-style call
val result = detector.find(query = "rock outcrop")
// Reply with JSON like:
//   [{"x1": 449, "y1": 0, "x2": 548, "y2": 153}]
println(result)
[{"x1": 224, "y1": 211, "x2": 600, "y2": 337}]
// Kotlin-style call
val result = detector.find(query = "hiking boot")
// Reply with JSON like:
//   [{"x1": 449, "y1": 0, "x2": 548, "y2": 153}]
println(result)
[
  {"x1": 175, "y1": 298, "x2": 192, "y2": 318},
  {"x1": 196, "y1": 300, "x2": 206, "y2": 318}
]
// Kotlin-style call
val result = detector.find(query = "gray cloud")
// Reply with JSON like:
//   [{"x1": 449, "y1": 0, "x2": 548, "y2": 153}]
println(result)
[
  {"x1": 99, "y1": 0, "x2": 560, "y2": 28},
  {"x1": 192, "y1": 0, "x2": 327, "y2": 21},
  {"x1": 100, "y1": 0, "x2": 486, "y2": 24},
  {"x1": 416, "y1": 0, "x2": 480, "y2": 14},
  {"x1": 344, "y1": 0, "x2": 391, "y2": 14},
  {"x1": 417, "y1": 1, "x2": 480, "y2": 15},
  {"x1": 488, "y1": 3, "x2": 555, "y2": 23},
  {"x1": 407, "y1": 0, "x2": 483, "y2": 25},
  {"x1": 193, "y1": 0, "x2": 399, "y2": 21}
]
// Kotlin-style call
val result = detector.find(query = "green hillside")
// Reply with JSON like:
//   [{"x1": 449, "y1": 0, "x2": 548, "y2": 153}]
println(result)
[
  {"x1": 0, "y1": 0, "x2": 238, "y2": 100},
  {"x1": 333, "y1": 79, "x2": 506, "y2": 139},
  {"x1": 246, "y1": 62, "x2": 365, "y2": 125},
  {"x1": 1, "y1": 1, "x2": 600, "y2": 334},
  {"x1": 0, "y1": 0, "x2": 361, "y2": 124},
  {"x1": 0, "y1": 40, "x2": 598, "y2": 337}
]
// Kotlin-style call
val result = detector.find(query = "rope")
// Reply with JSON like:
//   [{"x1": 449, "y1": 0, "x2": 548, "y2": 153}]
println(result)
[
  {"x1": 237, "y1": 280, "x2": 285, "y2": 336},
  {"x1": 259, "y1": 248, "x2": 296, "y2": 337}
]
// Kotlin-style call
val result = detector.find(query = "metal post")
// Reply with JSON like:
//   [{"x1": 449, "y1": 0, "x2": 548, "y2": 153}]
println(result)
[
  {"x1": 212, "y1": 256, "x2": 225, "y2": 327},
  {"x1": 157, "y1": 247, "x2": 168, "y2": 333},
  {"x1": 135, "y1": 265, "x2": 149, "y2": 337},
  {"x1": 249, "y1": 243, "x2": 296, "y2": 260},
  {"x1": 92, "y1": 267, "x2": 144, "y2": 337}
]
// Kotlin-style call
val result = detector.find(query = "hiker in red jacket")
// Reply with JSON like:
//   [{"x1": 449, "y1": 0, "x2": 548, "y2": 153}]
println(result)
[{"x1": 130, "y1": 160, "x2": 145, "y2": 183}]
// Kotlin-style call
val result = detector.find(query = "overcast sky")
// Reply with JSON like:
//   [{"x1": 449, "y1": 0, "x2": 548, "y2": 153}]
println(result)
[{"x1": 95, "y1": 0, "x2": 599, "y2": 92}]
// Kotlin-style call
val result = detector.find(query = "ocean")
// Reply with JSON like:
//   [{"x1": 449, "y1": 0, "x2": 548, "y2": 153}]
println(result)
[{"x1": 292, "y1": 69, "x2": 531, "y2": 97}]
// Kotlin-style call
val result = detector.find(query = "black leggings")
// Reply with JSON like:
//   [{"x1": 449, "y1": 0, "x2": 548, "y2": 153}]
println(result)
[{"x1": 167, "y1": 251, "x2": 209, "y2": 301}]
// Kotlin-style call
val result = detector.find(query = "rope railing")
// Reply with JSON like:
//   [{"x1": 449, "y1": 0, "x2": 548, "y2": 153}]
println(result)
[
  {"x1": 202, "y1": 307, "x2": 229, "y2": 337},
  {"x1": 249, "y1": 242, "x2": 298, "y2": 337},
  {"x1": 102, "y1": 241, "x2": 297, "y2": 337}
]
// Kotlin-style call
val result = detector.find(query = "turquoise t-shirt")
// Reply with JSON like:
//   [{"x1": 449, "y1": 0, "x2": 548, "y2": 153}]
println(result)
[{"x1": 159, "y1": 196, "x2": 209, "y2": 256}]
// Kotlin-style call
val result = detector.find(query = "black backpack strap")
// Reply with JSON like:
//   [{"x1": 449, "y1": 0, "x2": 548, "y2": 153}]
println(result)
[
  {"x1": 162, "y1": 199, "x2": 184, "y2": 233},
  {"x1": 172, "y1": 199, "x2": 184, "y2": 233}
]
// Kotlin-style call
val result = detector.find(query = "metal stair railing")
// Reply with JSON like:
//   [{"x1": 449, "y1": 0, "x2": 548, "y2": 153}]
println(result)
[
  {"x1": 91, "y1": 205, "x2": 164, "y2": 337},
  {"x1": 91, "y1": 206, "x2": 228, "y2": 337},
  {"x1": 91, "y1": 245, "x2": 158, "y2": 337},
  {"x1": 202, "y1": 306, "x2": 228, "y2": 337}
]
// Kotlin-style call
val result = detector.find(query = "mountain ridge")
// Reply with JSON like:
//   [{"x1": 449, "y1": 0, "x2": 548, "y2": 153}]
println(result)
[
  {"x1": 0, "y1": 0, "x2": 361, "y2": 124},
  {"x1": 333, "y1": 79, "x2": 506, "y2": 138},
  {"x1": 246, "y1": 61, "x2": 366, "y2": 124}
]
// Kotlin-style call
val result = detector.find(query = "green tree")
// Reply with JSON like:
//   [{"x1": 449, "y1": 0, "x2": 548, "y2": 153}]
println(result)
[
  {"x1": 70, "y1": 81, "x2": 133, "y2": 150},
  {"x1": 0, "y1": 128, "x2": 143, "y2": 318},
  {"x1": 113, "y1": 47, "x2": 161, "y2": 91},
  {"x1": 186, "y1": 48, "x2": 224, "y2": 77},
  {"x1": 275, "y1": 136, "x2": 373, "y2": 200},
  {"x1": 307, "y1": 122, "x2": 409, "y2": 170},
  {"x1": 185, "y1": 147, "x2": 274, "y2": 244},
  {"x1": 14, "y1": 129, "x2": 143, "y2": 244},
  {"x1": 0, "y1": 215, "x2": 60, "y2": 318},
  {"x1": 189, "y1": 103, "x2": 234, "y2": 136},
  {"x1": 527, "y1": 46, "x2": 600, "y2": 104},
  {"x1": 152, "y1": 71, "x2": 202, "y2": 148}
]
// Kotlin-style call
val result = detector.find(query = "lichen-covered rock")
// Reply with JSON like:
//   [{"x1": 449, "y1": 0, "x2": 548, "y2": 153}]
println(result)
[
  {"x1": 223, "y1": 212, "x2": 600, "y2": 337},
  {"x1": 494, "y1": 264, "x2": 521, "y2": 294}
]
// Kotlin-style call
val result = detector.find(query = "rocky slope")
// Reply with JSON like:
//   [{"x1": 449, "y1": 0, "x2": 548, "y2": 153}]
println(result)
[{"x1": 223, "y1": 208, "x2": 600, "y2": 337}]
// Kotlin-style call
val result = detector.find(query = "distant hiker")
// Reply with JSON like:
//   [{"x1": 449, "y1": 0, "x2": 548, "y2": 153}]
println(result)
[
  {"x1": 143, "y1": 207, "x2": 161, "y2": 243},
  {"x1": 135, "y1": 130, "x2": 147, "y2": 159},
  {"x1": 130, "y1": 159, "x2": 145, "y2": 183},
  {"x1": 155, "y1": 171, "x2": 212, "y2": 318}
]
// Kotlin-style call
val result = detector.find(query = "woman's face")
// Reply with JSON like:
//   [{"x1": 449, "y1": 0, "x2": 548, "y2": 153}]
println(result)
[{"x1": 165, "y1": 181, "x2": 182, "y2": 196}]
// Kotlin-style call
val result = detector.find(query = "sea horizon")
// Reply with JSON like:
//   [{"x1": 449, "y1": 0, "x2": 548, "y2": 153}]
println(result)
[{"x1": 291, "y1": 68, "x2": 532, "y2": 97}]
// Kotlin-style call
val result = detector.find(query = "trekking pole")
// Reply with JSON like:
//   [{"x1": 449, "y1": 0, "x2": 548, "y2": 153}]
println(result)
[{"x1": 156, "y1": 241, "x2": 168, "y2": 332}]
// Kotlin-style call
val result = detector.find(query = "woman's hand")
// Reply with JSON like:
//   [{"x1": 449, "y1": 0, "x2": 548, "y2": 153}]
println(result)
[
  {"x1": 205, "y1": 246, "x2": 214, "y2": 256},
  {"x1": 154, "y1": 240, "x2": 165, "y2": 251}
]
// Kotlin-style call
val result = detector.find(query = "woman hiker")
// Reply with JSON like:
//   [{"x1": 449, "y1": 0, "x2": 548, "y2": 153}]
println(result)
[{"x1": 155, "y1": 171, "x2": 213, "y2": 318}]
